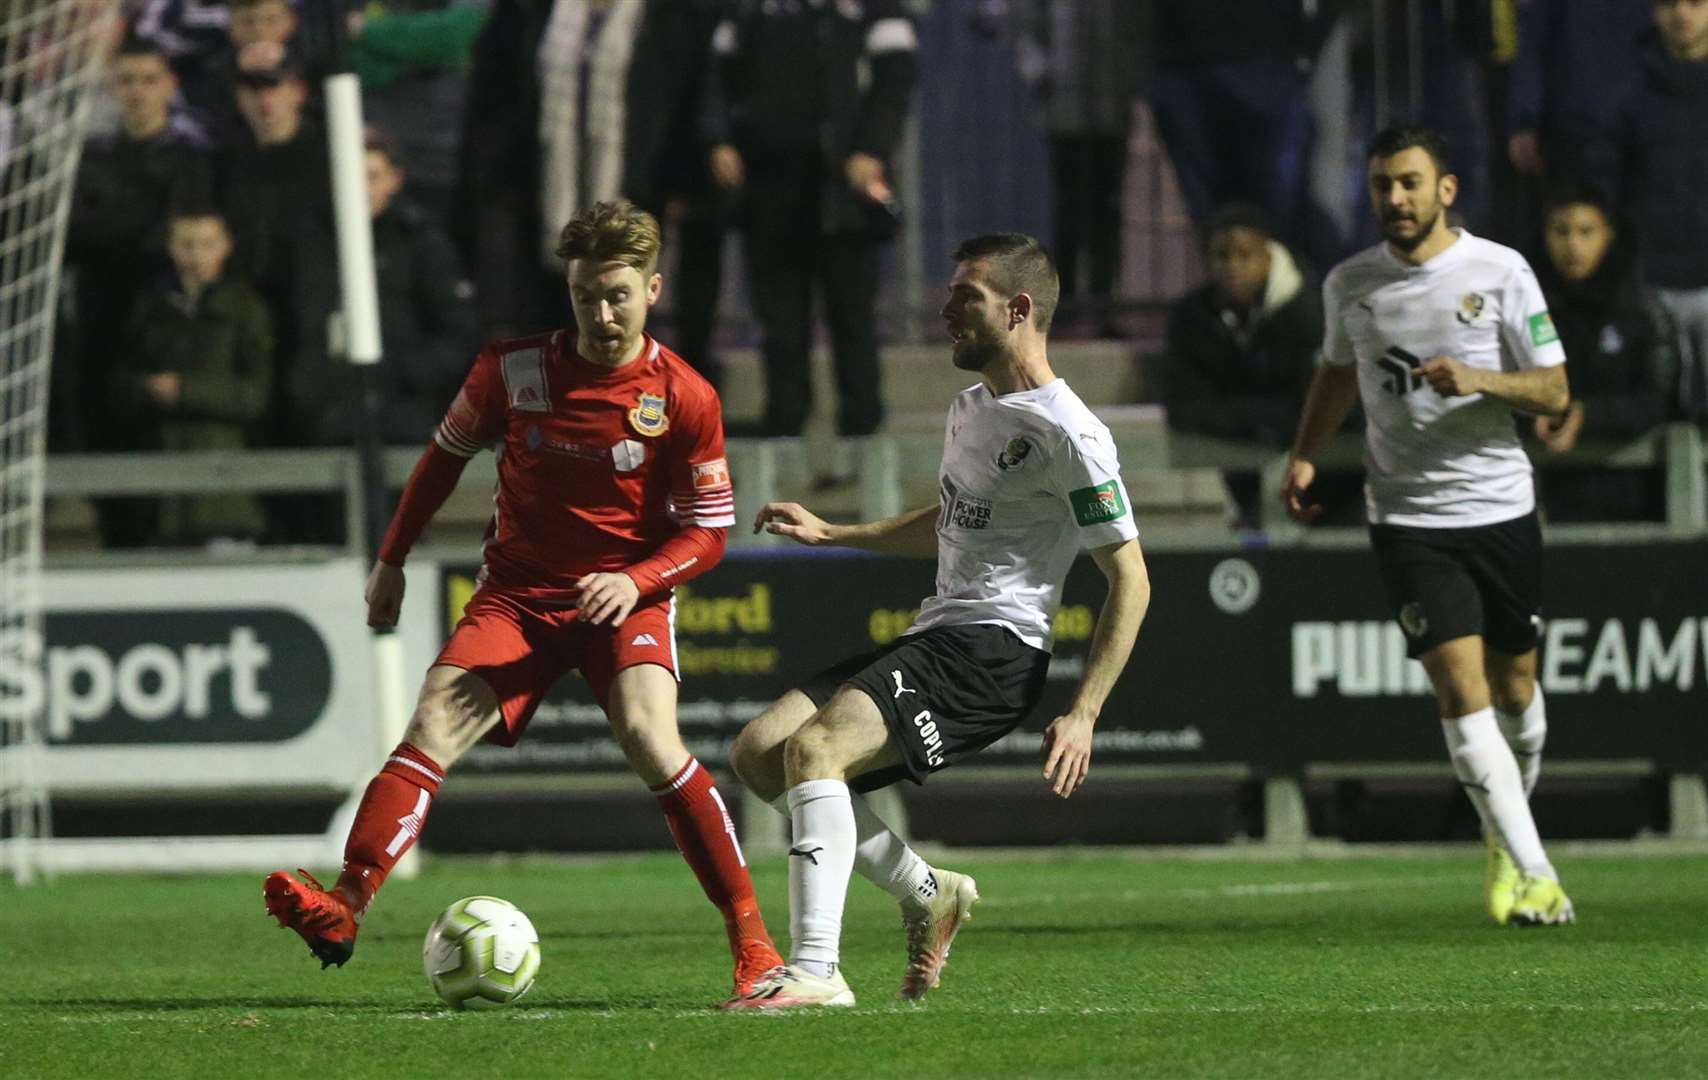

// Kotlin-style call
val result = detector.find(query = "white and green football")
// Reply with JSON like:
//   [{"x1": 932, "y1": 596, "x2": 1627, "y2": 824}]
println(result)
[{"x1": 422, "y1": 896, "x2": 541, "y2": 1010}]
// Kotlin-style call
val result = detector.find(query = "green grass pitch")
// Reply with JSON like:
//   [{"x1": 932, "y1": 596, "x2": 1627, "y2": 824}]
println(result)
[{"x1": 4, "y1": 851, "x2": 1705, "y2": 1078}]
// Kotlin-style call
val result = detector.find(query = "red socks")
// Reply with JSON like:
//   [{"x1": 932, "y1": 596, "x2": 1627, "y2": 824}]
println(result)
[
  {"x1": 336, "y1": 742, "x2": 444, "y2": 914},
  {"x1": 333, "y1": 747, "x2": 767, "y2": 956},
  {"x1": 652, "y1": 758, "x2": 771, "y2": 950}
]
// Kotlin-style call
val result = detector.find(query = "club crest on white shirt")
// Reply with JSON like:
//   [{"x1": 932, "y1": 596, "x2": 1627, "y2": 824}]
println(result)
[
  {"x1": 1456, "y1": 292, "x2": 1486, "y2": 326},
  {"x1": 995, "y1": 434, "x2": 1034, "y2": 472}
]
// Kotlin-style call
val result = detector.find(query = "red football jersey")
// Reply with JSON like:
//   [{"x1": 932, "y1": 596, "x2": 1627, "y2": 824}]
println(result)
[{"x1": 433, "y1": 330, "x2": 734, "y2": 600}]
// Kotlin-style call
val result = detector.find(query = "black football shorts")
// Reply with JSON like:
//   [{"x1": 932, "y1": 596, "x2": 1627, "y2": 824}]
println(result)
[
  {"x1": 799, "y1": 622, "x2": 1051, "y2": 790},
  {"x1": 1368, "y1": 510, "x2": 1543, "y2": 659}
]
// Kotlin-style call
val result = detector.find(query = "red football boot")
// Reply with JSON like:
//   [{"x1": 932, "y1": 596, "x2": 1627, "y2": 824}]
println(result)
[
  {"x1": 264, "y1": 869, "x2": 359, "y2": 969},
  {"x1": 723, "y1": 937, "x2": 786, "y2": 1007}
]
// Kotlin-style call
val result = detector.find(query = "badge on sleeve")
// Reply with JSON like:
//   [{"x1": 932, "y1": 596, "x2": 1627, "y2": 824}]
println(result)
[
  {"x1": 1069, "y1": 481, "x2": 1127, "y2": 526},
  {"x1": 628, "y1": 392, "x2": 670, "y2": 437}
]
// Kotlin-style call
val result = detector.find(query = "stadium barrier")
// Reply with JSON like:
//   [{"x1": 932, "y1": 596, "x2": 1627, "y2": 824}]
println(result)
[
  {"x1": 29, "y1": 426, "x2": 1708, "y2": 862},
  {"x1": 14, "y1": 557, "x2": 445, "y2": 872}
]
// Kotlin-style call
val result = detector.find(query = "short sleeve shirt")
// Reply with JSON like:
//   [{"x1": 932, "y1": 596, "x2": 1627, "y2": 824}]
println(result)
[
  {"x1": 909, "y1": 379, "x2": 1139, "y2": 650},
  {"x1": 1322, "y1": 229, "x2": 1566, "y2": 526}
]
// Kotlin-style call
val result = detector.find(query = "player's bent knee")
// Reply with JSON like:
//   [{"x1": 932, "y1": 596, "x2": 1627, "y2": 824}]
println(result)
[
  {"x1": 783, "y1": 720, "x2": 843, "y2": 783},
  {"x1": 728, "y1": 724, "x2": 764, "y2": 786},
  {"x1": 1489, "y1": 674, "x2": 1534, "y2": 716},
  {"x1": 730, "y1": 724, "x2": 786, "y2": 800}
]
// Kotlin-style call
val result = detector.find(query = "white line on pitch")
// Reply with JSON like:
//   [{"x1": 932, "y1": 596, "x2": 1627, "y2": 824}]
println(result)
[{"x1": 973, "y1": 875, "x2": 1454, "y2": 908}]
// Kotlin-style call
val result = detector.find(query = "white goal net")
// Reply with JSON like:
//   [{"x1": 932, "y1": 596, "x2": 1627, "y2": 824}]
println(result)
[{"x1": 1, "y1": 0, "x2": 121, "y2": 882}]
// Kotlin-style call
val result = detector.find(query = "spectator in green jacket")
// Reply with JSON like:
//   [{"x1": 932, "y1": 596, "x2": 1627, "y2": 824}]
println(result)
[
  {"x1": 118, "y1": 206, "x2": 274, "y2": 547},
  {"x1": 349, "y1": 0, "x2": 489, "y2": 231}
]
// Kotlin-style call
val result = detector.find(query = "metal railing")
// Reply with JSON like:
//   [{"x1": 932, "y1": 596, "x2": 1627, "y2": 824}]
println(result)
[
  {"x1": 41, "y1": 422, "x2": 1707, "y2": 560},
  {"x1": 37, "y1": 423, "x2": 1708, "y2": 847}
]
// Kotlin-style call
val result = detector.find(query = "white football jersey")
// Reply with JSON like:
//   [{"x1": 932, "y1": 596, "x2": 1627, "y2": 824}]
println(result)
[
  {"x1": 1322, "y1": 229, "x2": 1566, "y2": 526},
  {"x1": 908, "y1": 379, "x2": 1139, "y2": 651}
]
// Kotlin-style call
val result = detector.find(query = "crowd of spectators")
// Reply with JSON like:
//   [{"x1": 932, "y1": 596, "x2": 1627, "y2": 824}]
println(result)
[{"x1": 43, "y1": 0, "x2": 1708, "y2": 546}]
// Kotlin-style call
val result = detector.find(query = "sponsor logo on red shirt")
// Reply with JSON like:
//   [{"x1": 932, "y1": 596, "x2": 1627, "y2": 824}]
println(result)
[{"x1": 691, "y1": 458, "x2": 730, "y2": 490}]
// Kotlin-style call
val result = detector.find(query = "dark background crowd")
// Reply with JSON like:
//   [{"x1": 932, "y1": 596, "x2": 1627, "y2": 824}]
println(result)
[{"x1": 42, "y1": 0, "x2": 1708, "y2": 546}]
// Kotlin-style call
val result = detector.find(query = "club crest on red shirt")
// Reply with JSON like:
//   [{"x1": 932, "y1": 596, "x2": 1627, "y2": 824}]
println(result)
[{"x1": 628, "y1": 392, "x2": 670, "y2": 437}]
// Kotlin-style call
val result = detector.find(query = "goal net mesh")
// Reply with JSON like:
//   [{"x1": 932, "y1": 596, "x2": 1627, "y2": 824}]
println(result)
[{"x1": 1, "y1": 0, "x2": 122, "y2": 882}]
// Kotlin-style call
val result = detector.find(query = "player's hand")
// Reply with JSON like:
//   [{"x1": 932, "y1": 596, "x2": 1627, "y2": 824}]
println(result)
[
  {"x1": 1041, "y1": 709, "x2": 1095, "y2": 798},
  {"x1": 1281, "y1": 456, "x2": 1323, "y2": 523},
  {"x1": 1419, "y1": 355, "x2": 1485, "y2": 397},
  {"x1": 365, "y1": 561, "x2": 406, "y2": 629},
  {"x1": 1534, "y1": 399, "x2": 1584, "y2": 454},
  {"x1": 143, "y1": 371, "x2": 182, "y2": 407},
  {"x1": 753, "y1": 501, "x2": 836, "y2": 545},
  {"x1": 709, "y1": 144, "x2": 745, "y2": 190},
  {"x1": 576, "y1": 572, "x2": 640, "y2": 626}
]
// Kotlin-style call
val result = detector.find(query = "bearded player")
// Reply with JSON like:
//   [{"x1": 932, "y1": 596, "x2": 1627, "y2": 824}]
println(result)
[
  {"x1": 1284, "y1": 128, "x2": 1572, "y2": 926},
  {"x1": 263, "y1": 200, "x2": 786, "y2": 1003}
]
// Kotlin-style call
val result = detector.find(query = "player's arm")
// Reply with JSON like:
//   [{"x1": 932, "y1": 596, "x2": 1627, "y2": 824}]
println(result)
[
  {"x1": 1284, "y1": 270, "x2": 1362, "y2": 522},
  {"x1": 367, "y1": 351, "x2": 503, "y2": 628},
  {"x1": 1418, "y1": 357, "x2": 1569, "y2": 416},
  {"x1": 579, "y1": 386, "x2": 737, "y2": 626},
  {"x1": 753, "y1": 502, "x2": 938, "y2": 556},
  {"x1": 1041, "y1": 538, "x2": 1150, "y2": 799},
  {"x1": 1423, "y1": 263, "x2": 1571, "y2": 417},
  {"x1": 1282, "y1": 363, "x2": 1360, "y2": 522}
]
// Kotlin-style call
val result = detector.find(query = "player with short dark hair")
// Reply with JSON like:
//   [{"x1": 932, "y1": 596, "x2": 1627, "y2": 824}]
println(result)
[
  {"x1": 724, "y1": 232, "x2": 1152, "y2": 1009},
  {"x1": 264, "y1": 200, "x2": 786, "y2": 1004},
  {"x1": 1283, "y1": 126, "x2": 1575, "y2": 926}
]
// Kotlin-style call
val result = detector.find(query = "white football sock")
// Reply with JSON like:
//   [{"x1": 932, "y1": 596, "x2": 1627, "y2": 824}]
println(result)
[
  {"x1": 786, "y1": 779, "x2": 856, "y2": 975},
  {"x1": 770, "y1": 792, "x2": 936, "y2": 905},
  {"x1": 1442, "y1": 708, "x2": 1556, "y2": 880},
  {"x1": 1495, "y1": 685, "x2": 1547, "y2": 798}
]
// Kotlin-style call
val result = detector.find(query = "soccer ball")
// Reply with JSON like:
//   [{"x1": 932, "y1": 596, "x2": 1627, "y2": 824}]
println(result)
[{"x1": 422, "y1": 895, "x2": 541, "y2": 1010}]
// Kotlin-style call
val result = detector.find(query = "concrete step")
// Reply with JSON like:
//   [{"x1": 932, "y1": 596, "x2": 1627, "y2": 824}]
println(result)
[{"x1": 715, "y1": 339, "x2": 1146, "y2": 424}]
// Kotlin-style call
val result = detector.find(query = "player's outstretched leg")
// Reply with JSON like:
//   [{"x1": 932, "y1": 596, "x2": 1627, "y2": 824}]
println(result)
[
  {"x1": 899, "y1": 866, "x2": 980, "y2": 1001},
  {"x1": 264, "y1": 741, "x2": 445, "y2": 967}
]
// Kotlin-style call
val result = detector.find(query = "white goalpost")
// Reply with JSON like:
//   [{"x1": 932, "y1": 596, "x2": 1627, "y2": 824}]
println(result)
[{"x1": 0, "y1": 0, "x2": 122, "y2": 883}]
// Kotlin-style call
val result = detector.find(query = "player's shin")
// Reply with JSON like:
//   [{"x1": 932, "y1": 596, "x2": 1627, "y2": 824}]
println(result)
[
  {"x1": 769, "y1": 792, "x2": 936, "y2": 904},
  {"x1": 1496, "y1": 685, "x2": 1547, "y2": 798},
  {"x1": 786, "y1": 780, "x2": 858, "y2": 977},
  {"x1": 335, "y1": 742, "x2": 445, "y2": 914},
  {"x1": 652, "y1": 758, "x2": 774, "y2": 950},
  {"x1": 1442, "y1": 709, "x2": 1556, "y2": 881}
]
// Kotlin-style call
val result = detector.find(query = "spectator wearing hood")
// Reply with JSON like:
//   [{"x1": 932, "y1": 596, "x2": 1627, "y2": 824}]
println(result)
[
  {"x1": 1161, "y1": 204, "x2": 1323, "y2": 526},
  {"x1": 1530, "y1": 182, "x2": 1677, "y2": 521}
]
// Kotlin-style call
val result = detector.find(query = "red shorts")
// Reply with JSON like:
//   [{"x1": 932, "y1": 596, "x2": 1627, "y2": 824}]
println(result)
[{"x1": 434, "y1": 589, "x2": 678, "y2": 746}]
